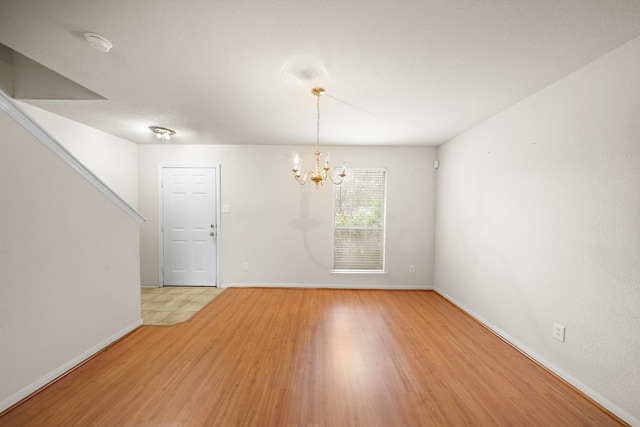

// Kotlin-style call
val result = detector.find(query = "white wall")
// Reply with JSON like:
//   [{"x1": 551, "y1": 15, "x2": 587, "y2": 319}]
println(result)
[
  {"x1": 0, "y1": 109, "x2": 142, "y2": 411},
  {"x1": 434, "y1": 36, "x2": 640, "y2": 424},
  {"x1": 138, "y1": 144, "x2": 436, "y2": 288},
  {"x1": 16, "y1": 102, "x2": 139, "y2": 209}
]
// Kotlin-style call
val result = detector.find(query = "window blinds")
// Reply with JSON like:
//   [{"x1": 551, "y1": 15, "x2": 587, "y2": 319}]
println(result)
[{"x1": 333, "y1": 168, "x2": 387, "y2": 271}]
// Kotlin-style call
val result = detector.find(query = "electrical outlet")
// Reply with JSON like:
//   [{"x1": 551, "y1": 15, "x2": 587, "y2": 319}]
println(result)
[
  {"x1": 242, "y1": 262, "x2": 249, "y2": 271},
  {"x1": 409, "y1": 265, "x2": 416, "y2": 274},
  {"x1": 553, "y1": 323, "x2": 565, "y2": 342}
]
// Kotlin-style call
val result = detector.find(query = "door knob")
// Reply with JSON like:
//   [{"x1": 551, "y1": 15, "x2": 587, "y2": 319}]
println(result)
[{"x1": 210, "y1": 232, "x2": 215, "y2": 236}]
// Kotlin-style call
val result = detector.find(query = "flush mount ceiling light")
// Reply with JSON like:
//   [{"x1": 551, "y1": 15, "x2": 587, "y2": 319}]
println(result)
[
  {"x1": 83, "y1": 32, "x2": 113, "y2": 53},
  {"x1": 149, "y1": 126, "x2": 176, "y2": 141},
  {"x1": 292, "y1": 87, "x2": 346, "y2": 189}
]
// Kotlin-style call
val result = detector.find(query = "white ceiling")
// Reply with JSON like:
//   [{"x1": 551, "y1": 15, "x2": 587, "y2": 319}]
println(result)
[{"x1": 1, "y1": 0, "x2": 640, "y2": 146}]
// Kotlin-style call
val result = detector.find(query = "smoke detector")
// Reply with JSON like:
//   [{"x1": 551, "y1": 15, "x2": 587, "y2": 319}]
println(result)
[{"x1": 83, "y1": 32, "x2": 113, "y2": 53}]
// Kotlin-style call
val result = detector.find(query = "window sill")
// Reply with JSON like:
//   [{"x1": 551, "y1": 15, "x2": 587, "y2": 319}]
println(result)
[{"x1": 331, "y1": 270, "x2": 388, "y2": 276}]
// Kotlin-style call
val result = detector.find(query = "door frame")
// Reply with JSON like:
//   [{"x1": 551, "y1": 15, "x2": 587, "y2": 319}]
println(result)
[{"x1": 158, "y1": 164, "x2": 221, "y2": 287}]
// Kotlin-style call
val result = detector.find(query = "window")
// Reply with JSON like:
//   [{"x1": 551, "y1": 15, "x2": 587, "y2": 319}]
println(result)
[{"x1": 333, "y1": 168, "x2": 387, "y2": 272}]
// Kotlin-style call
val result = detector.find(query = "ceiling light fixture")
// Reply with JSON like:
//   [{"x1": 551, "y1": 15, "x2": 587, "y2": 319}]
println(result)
[
  {"x1": 292, "y1": 87, "x2": 346, "y2": 189},
  {"x1": 83, "y1": 32, "x2": 113, "y2": 53},
  {"x1": 149, "y1": 126, "x2": 176, "y2": 141}
]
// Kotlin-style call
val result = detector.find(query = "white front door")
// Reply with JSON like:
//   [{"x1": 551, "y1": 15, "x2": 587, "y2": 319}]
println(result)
[{"x1": 161, "y1": 167, "x2": 217, "y2": 286}]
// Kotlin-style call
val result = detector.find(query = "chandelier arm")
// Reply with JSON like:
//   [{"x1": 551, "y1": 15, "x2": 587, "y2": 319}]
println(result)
[
  {"x1": 327, "y1": 170, "x2": 345, "y2": 185},
  {"x1": 294, "y1": 171, "x2": 313, "y2": 185}
]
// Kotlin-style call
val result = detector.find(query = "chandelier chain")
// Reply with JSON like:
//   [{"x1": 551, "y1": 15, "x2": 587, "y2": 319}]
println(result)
[{"x1": 316, "y1": 91, "x2": 321, "y2": 150}]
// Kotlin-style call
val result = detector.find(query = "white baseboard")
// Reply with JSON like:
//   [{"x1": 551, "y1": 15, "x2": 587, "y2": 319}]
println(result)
[
  {"x1": 224, "y1": 282, "x2": 433, "y2": 290},
  {"x1": 0, "y1": 320, "x2": 143, "y2": 413},
  {"x1": 434, "y1": 288, "x2": 638, "y2": 427}
]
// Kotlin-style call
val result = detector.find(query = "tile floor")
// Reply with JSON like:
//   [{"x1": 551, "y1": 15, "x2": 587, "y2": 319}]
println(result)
[{"x1": 141, "y1": 286, "x2": 225, "y2": 325}]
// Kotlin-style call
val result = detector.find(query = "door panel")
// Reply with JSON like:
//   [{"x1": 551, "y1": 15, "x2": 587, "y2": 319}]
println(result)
[
  {"x1": 173, "y1": 241, "x2": 186, "y2": 272},
  {"x1": 162, "y1": 167, "x2": 217, "y2": 286}
]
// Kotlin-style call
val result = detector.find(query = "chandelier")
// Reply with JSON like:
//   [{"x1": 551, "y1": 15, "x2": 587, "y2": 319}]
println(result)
[
  {"x1": 292, "y1": 87, "x2": 346, "y2": 188},
  {"x1": 149, "y1": 126, "x2": 176, "y2": 141}
]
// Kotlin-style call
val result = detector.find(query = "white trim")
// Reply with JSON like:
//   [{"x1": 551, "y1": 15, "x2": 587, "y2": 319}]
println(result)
[
  {"x1": 215, "y1": 165, "x2": 222, "y2": 289},
  {"x1": 0, "y1": 320, "x2": 142, "y2": 413},
  {"x1": 434, "y1": 288, "x2": 639, "y2": 427},
  {"x1": 0, "y1": 90, "x2": 145, "y2": 224},
  {"x1": 225, "y1": 282, "x2": 433, "y2": 290},
  {"x1": 158, "y1": 165, "x2": 221, "y2": 288},
  {"x1": 157, "y1": 166, "x2": 164, "y2": 286}
]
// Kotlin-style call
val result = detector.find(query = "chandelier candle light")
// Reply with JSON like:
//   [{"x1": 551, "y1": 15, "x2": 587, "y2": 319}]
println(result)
[{"x1": 292, "y1": 87, "x2": 346, "y2": 189}]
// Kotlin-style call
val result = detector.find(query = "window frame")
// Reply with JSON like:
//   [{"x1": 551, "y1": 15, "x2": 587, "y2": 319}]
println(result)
[{"x1": 331, "y1": 167, "x2": 387, "y2": 274}]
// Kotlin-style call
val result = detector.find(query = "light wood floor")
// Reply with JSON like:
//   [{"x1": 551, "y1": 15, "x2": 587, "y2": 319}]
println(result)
[{"x1": 1, "y1": 289, "x2": 624, "y2": 426}]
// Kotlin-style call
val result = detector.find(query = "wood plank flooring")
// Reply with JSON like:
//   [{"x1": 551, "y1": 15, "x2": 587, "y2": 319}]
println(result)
[{"x1": 1, "y1": 288, "x2": 624, "y2": 426}]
